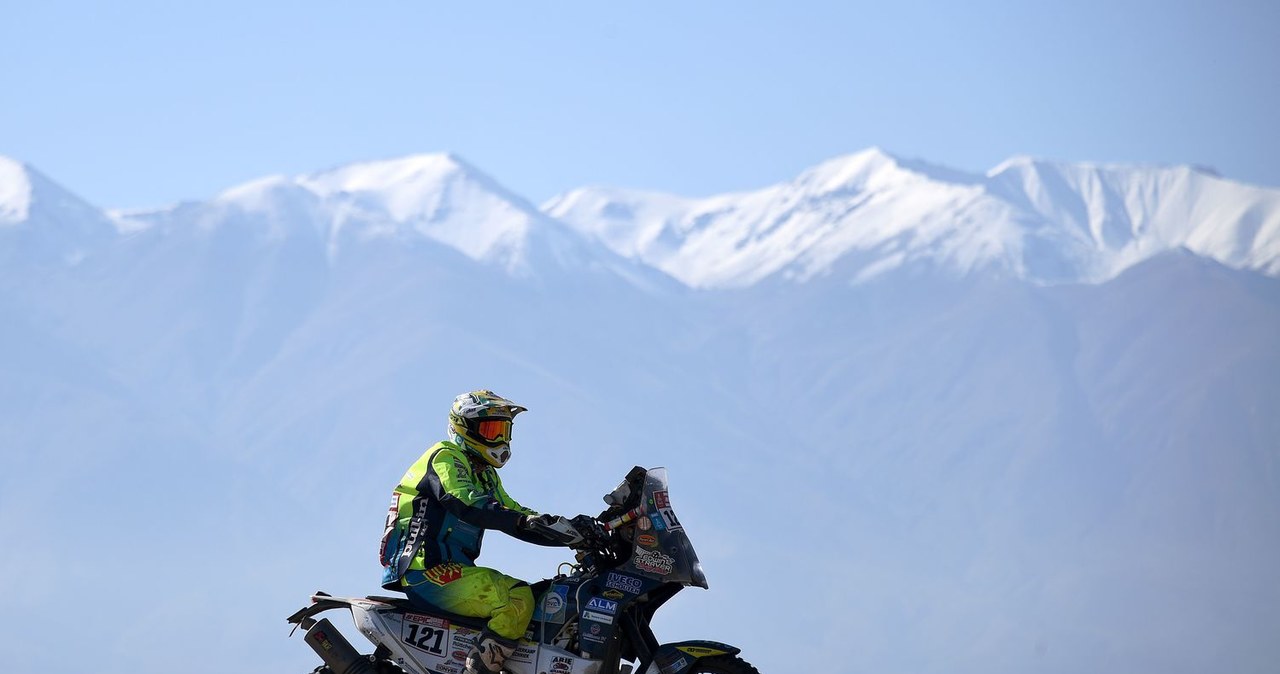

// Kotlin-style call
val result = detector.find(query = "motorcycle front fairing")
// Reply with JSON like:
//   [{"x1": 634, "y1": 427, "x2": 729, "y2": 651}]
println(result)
[{"x1": 619, "y1": 467, "x2": 708, "y2": 590}]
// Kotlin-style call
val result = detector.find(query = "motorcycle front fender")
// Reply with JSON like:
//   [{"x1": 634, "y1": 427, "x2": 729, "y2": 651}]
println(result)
[{"x1": 641, "y1": 640, "x2": 741, "y2": 674}]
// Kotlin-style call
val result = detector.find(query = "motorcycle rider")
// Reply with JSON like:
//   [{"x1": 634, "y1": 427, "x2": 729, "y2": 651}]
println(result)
[{"x1": 379, "y1": 390, "x2": 596, "y2": 674}]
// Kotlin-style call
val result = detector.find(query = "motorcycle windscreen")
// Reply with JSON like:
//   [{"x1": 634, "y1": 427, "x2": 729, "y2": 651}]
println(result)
[{"x1": 624, "y1": 467, "x2": 709, "y2": 589}]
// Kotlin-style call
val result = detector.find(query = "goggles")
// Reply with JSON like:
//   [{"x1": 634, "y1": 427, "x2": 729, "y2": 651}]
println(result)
[{"x1": 472, "y1": 418, "x2": 513, "y2": 445}]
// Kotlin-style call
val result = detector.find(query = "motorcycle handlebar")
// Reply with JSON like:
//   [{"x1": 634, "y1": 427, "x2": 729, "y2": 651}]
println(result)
[{"x1": 601, "y1": 505, "x2": 646, "y2": 532}]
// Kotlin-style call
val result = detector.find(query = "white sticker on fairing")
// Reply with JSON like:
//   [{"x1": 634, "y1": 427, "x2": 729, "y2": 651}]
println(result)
[
  {"x1": 632, "y1": 547, "x2": 675, "y2": 576},
  {"x1": 582, "y1": 610, "x2": 614, "y2": 625}
]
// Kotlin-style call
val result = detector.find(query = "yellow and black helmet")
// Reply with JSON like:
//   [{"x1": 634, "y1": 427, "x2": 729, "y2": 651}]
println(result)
[{"x1": 448, "y1": 390, "x2": 527, "y2": 468}]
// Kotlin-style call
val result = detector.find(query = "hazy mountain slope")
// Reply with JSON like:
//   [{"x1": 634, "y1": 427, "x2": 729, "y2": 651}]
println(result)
[{"x1": 702, "y1": 254, "x2": 1280, "y2": 674}]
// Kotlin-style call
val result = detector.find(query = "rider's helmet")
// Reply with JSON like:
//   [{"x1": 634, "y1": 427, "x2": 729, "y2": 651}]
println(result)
[{"x1": 448, "y1": 390, "x2": 527, "y2": 468}]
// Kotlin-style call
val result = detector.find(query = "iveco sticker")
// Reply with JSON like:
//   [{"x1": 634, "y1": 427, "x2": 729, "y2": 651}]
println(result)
[
  {"x1": 533, "y1": 584, "x2": 569, "y2": 622},
  {"x1": 586, "y1": 597, "x2": 618, "y2": 614},
  {"x1": 605, "y1": 572, "x2": 644, "y2": 594},
  {"x1": 633, "y1": 547, "x2": 676, "y2": 576},
  {"x1": 582, "y1": 609, "x2": 615, "y2": 624}
]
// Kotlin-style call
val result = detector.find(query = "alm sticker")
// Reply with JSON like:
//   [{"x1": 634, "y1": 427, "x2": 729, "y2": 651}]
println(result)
[{"x1": 586, "y1": 597, "x2": 618, "y2": 615}]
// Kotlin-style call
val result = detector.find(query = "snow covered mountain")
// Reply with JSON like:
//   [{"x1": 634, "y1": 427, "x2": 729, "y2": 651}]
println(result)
[
  {"x1": 2, "y1": 151, "x2": 1279, "y2": 674},
  {"x1": 544, "y1": 148, "x2": 1280, "y2": 287},
  {"x1": 0, "y1": 156, "x2": 118, "y2": 268},
  {"x1": 105, "y1": 153, "x2": 674, "y2": 294}
]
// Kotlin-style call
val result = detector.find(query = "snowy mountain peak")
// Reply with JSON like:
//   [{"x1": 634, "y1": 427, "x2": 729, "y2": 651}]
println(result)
[
  {"x1": 795, "y1": 146, "x2": 901, "y2": 191},
  {"x1": 0, "y1": 155, "x2": 34, "y2": 225},
  {"x1": 548, "y1": 149, "x2": 1280, "y2": 287},
  {"x1": 112, "y1": 153, "x2": 639, "y2": 281},
  {"x1": 299, "y1": 153, "x2": 476, "y2": 212}
]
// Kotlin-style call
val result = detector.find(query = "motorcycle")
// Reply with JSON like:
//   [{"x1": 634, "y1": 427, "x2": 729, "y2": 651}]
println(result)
[{"x1": 287, "y1": 466, "x2": 759, "y2": 674}]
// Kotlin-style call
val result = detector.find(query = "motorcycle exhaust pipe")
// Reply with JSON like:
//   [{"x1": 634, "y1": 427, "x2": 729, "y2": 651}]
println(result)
[{"x1": 304, "y1": 618, "x2": 376, "y2": 674}]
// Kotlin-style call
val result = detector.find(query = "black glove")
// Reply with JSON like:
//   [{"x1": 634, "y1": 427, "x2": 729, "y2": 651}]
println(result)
[{"x1": 569, "y1": 514, "x2": 607, "y2": 544}]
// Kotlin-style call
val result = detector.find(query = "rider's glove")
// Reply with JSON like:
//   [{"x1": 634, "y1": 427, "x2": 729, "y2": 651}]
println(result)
[
  {"x1": 569, "y1": 514, "x2": 607, "y2": 544},
  {"x1": 520, "y1": 514, "x2": 585, "y2": 546}
]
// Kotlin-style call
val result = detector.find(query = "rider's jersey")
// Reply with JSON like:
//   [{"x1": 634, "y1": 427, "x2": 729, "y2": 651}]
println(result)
[{"x1": 379, "y1": 440, "x2": 538, "y2": 590}]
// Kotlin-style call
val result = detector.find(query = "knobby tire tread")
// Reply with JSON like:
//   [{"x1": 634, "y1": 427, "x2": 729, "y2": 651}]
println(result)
[{"x1": 691, "y1": 655, "x2": 762, "y2": 674}]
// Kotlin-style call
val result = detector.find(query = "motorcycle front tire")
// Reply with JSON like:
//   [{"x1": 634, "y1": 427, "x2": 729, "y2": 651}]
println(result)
[{"x1": 690, "y1": 655, "x2": 761, "y2": 674}]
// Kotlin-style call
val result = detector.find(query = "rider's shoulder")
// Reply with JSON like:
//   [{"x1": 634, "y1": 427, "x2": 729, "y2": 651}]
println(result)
[{"x1": 430, "y1": 440, "x2": 471, "y2": 466}]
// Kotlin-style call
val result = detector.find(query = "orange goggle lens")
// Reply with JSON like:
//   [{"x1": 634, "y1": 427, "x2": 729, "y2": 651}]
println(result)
[{"x1": 475, "y1": 418, "x2": 512, "y2": 443}]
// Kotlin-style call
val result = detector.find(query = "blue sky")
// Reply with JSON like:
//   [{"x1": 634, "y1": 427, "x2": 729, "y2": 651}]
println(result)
[{"x1": 2, "y1": 0, "x2": 1277, "y2": 210}]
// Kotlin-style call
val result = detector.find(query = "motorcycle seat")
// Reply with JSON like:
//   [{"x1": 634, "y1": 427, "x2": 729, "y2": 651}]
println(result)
[{"x1": 365, "y1": 595, "x2": 492, "y2": 632}]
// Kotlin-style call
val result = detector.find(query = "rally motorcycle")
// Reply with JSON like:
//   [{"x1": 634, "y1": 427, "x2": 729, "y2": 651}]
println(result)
[{"x1": 287, "y1": 467, "x2": 759, "y2": 674}]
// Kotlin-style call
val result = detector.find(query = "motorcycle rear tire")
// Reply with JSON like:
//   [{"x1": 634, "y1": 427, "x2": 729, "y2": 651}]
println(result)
[{"x1": 690, "y1": 655, "x2": 761, "y2": 674}]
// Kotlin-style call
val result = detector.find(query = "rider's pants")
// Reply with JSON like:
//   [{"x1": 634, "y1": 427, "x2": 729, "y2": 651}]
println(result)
[{"x1": 402, "y1": 563, "x2": 534, "y2": 640}]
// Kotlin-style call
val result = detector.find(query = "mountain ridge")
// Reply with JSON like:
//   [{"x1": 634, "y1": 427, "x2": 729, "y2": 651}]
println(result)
[
  {"x1": 548, "y1": 150, "x2": 1280, "y2": 287},
  {"x1": 3, "y1": 150, "x2": 1278, "y2": 289}
]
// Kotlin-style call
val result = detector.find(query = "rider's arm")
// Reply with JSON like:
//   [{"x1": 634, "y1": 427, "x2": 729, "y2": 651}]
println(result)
[{"x1": 427, "y1": 447, "x2": 527, "y2": 535}]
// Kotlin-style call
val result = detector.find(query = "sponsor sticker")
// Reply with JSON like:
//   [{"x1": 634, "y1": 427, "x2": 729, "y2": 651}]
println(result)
[
  {"x1": 509, "y1": 645, "x2": 536, "y2": 664},
  {"x1": 649, "y1": 513, "x2": 667, "y2": 531},
  {"x1": 551, "y1": 656, "x2": 573, "y2": 673},
  {"x1": 314, "y1": 630, "x2": 333, "y2": 651},
  {"x1": 582, "y1": 609, "x2": 615, "y2": 625},
  {"x1": 654, "y1": 490, "x2": 671, "y2": 509},
  {"x1": 637, "y1": 533, "x2": 658, "y2": 547},
  {"x1": 676, "y1": 646, "x2": 729, "y2": 658},
  {"x1": 605, "y1": 572, "x2": 644, "y2": 595},
  {"x1": 450, "y1": 630, "x2": 478, "y2": 654},
  {"x1": 637, "y1": 515, "x2": 652, "y2": 531},
  {"x1": 657, "y1": 650, "x2": 692, "y2": 673},
  {"x1": 632, "y1": 547, "x2": 676, "y2": 576},
  {"x1": 602, "y1": 589, "x2": 625, "y2": 600},
  {"x1": 405, "y1": 613, "x2": 450, "y2": 629},
  {"x1": 586, "y1": 597, "x2": 618, "y2": 615},
  {"x1": 424, "y1": 563, "x2": 464, "y2": 585},
  {"x1": 533, "y1": 584, "x2": 569, "y2": 623}
]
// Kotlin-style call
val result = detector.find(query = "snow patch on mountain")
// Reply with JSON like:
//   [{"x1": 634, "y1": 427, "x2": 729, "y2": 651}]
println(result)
[{"x1": 0, "y1": 156, "x2": 33, "y2": 225}]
